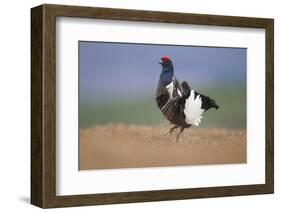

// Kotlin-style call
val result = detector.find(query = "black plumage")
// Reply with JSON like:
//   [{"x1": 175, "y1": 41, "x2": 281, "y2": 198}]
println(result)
[{"x1": 155, "y1": 56, "x2": 219, "y2": 141}]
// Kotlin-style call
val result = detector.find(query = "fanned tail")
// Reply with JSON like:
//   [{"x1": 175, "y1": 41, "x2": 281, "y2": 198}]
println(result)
[{"x1": 194, "y1": 91, "x2": 219, "y2": 111}]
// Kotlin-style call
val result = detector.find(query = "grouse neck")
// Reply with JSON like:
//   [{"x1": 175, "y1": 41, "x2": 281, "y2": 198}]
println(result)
[{"x1": 160, "y1": 67, "x2": 174, "y2": 86}]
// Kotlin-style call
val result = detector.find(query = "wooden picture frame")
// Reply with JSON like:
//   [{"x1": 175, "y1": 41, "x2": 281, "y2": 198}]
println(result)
[{"x1": 31, "y1": 4, "x2": 274, "y2": 208}]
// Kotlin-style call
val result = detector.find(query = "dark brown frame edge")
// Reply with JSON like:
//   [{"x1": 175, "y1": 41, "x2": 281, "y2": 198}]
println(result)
[{"x1": 31, "y1": 4, "x2": 274, "y2": 208}]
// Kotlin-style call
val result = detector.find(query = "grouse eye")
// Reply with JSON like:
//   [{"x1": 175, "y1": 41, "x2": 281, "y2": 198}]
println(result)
[{"x1": 161, "y1": 56, "x2": 170, "y2": 62}]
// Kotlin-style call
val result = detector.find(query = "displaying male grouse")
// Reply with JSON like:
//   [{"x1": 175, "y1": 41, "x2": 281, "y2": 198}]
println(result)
[{"x1": 156, "y1": 56, "x2": 219, "y2": 141}]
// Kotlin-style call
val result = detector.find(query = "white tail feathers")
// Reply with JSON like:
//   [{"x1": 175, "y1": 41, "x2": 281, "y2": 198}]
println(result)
[{"x1": 184, "y1": 90, "x2": 204, "y2": 126}]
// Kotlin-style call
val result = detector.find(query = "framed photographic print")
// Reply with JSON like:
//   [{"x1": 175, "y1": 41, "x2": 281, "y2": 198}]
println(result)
[{"x1": 31, "y1": 4, "x2": 274, "y2": 208}]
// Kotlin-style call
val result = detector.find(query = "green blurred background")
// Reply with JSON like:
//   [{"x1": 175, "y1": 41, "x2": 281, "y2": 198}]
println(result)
[
  {"x1": 79, "y1": 42, "x2": 246, "y2": 129},
  {"x1": 80, "y1": 86, "x2": 246, "y2": 129}
]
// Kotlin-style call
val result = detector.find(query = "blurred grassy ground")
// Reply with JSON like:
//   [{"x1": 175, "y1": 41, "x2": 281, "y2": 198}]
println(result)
[
  {"x1": 80, "y1": 125, "x2": 246, "y2": 170},
  {"x1": 79, "y1": 86, "x2": 246, "y2": 129}
]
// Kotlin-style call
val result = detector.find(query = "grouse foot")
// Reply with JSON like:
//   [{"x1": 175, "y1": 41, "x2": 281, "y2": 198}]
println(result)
[
  {"x1": 163, "y1": 125, "x2": 179, "y2": 136},
  {"x1": 176, "y1": 127, "x2": 185, "y2": 142}
]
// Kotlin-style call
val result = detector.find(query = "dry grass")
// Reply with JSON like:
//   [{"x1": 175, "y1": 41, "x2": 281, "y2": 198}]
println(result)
[{"x1": 79, "y1": 124, "x2": 246, "y2": 170}]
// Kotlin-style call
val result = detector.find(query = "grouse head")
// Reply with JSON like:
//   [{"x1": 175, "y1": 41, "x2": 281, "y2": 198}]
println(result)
[{"x1": 159, "y1": 56, "x2": 174, "y2": 71}]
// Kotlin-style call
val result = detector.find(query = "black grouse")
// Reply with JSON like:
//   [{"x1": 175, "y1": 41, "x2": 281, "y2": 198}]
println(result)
[{"x1": 155, "y1": 56, "x2": 219, "y2": 141}]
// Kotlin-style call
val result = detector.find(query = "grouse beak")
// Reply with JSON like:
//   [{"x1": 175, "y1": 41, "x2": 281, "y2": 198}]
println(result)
[{"x1": 159, "y1": 61, "x2": 163, "y2": 65}]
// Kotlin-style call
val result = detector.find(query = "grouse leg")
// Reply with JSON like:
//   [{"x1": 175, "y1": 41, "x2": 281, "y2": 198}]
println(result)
[
  {"x1": 176, "y1": 127, "x2": 185, "y2": 142},
  {"x1": 163, "y1": 125, "x2": 179, "y2": 136}
]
